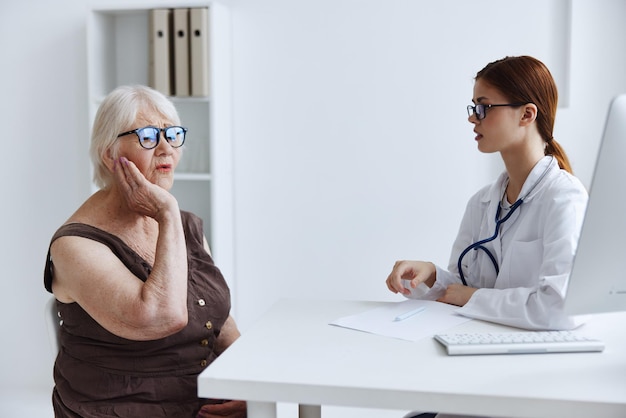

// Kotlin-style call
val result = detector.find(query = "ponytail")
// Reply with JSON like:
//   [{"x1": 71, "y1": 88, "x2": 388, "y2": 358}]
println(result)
[{"x1": 545, "y1": 138, "x2": 573, "y2": 174}]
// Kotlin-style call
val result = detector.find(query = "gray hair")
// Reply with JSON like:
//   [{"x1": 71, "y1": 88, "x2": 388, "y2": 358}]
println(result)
[{"x1": 90, "y1": 85, "x2": 181, "y2": 189}]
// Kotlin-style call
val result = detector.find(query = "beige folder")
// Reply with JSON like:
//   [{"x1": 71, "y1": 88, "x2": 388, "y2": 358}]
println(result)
[
  {"x1": 149, "y1": 9, "x2": 172, "y2": 96},
  {"x1": 190, "y1": 8, "x2": 210, "y2": 97},
  {"x1": 173, "y1": 8, "x2": 190, "y2": 97}
]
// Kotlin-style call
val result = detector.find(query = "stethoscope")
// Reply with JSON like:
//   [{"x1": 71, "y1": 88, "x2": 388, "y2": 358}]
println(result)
[{"x1": 457, "y1": 156, "x2": 554, "y2": 286}]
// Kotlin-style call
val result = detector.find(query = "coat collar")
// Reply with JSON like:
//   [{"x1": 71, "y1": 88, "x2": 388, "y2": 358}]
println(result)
[{"x1": 481, "y1": 156, "x2": 558, "y2": 204}]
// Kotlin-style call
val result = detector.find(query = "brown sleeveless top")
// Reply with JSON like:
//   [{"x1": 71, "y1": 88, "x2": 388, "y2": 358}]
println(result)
[{"x1": 44, "y1": 211, "x2": 231, "y2": 417}]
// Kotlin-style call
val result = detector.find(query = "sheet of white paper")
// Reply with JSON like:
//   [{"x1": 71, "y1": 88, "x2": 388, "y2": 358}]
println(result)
[{"x1": 330, "y1": 299, "x2": 472, "y2": 342}]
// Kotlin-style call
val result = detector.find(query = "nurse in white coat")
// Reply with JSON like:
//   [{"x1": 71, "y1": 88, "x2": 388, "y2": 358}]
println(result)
[{"x1": 386, "y1": 56, "x2": 588, "y2": 331}]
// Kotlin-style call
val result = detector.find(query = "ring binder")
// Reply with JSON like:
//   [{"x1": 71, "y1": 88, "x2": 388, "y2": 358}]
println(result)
[
  {"x1": 149, "y1": 9, "x2": 173, "y2": 96},
  {"x1": 173, "y1": 8, "x2": 190, "y2": 97},
  {"x1": 190, "y1": 8, "x2": 210, "y2": 97}
]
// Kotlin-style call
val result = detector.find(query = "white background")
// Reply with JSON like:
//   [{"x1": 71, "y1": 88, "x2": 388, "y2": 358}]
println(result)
[{"x1": 1, "y1": 0, "x2": 625, "y2": 416}]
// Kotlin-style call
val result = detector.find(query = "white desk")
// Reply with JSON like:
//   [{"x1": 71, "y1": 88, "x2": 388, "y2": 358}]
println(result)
[{"x1": 198, "y1": 299, "x2": 626, "y2": 418}]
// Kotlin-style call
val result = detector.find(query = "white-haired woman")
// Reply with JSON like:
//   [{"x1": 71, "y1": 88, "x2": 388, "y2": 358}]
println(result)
[{"x1": 44, "y1": 85, "x2": 245, "y2": 418}]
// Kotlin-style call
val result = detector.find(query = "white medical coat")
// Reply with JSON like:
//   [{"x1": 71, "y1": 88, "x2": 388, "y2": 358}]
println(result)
[{"x1": 406, "y1": 156, "x2": 588, "y2": 330}]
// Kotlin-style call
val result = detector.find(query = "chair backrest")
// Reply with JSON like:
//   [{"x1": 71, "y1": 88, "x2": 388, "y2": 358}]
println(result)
[{"x1": 45, "y1": 296, "x2": 61, "y2": 354}]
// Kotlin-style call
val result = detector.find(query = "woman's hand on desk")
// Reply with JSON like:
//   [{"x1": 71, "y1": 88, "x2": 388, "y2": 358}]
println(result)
[
  {"x1": 437, "y1": 283, "x2": 477, "y2": 307},
  {"x1": 386, "y1": 260, "x2": 436, "y2": 295}
]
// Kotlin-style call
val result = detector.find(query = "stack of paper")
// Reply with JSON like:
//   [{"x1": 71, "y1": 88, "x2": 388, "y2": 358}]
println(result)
[{"x1": 330, "y1": 300, "x2": 472, "y2": 342}]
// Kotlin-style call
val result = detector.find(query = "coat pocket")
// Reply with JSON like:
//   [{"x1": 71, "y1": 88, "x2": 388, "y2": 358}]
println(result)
[{"x1": 501, "y1": 238, "x2": 543, "y2": 288}]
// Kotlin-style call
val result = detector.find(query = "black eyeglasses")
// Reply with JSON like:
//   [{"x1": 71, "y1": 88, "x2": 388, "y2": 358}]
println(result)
[
  {"x1": 117, "y1": 126, "x2": 188, "y2": 149},
  {"x1": 467, "y1": 103, "x2": 526, "y2": 120}
]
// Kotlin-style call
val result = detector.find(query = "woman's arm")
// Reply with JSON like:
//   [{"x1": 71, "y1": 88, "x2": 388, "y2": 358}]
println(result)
[{"x1": 51, "y1": 158, "x2": 189, "y2": 340}]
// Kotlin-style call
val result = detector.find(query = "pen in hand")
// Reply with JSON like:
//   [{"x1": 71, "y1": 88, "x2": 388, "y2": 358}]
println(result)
[{"x1": 393, "y1": 306, "x2": 427, "y2": 322}]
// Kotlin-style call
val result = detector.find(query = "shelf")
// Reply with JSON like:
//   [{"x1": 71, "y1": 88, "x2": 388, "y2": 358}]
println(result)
[
  {"x1": 175, "y1": 172, "x2": 212, "y2": 181},
  {"x1": 170, "y1": 96, "x2": 210, "y2": 104},
  {"x1": 90, "y1": 96, "x2": 210, "y2": 105},
  {"x1": 86, "y1": 1, "x2": 236, "y2": 294}
]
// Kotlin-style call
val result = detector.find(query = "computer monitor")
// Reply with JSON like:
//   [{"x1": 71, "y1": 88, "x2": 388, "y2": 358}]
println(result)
[{"x1": 565, "y1": 94, "x2": 626, "y2": 315}]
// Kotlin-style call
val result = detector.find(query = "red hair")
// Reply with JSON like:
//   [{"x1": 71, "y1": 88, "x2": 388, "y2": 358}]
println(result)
[{"x1": 476, "y1": 56, "x2": 572, "y2": 174}]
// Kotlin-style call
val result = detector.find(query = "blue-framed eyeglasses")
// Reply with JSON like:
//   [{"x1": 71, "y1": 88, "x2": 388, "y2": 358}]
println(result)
[
  {"x1": 117, "y1": 126, "x2": 188, "y2": 149},
  {"x1": 467, "y1": 103, "x2": 525, "y2": 120}
]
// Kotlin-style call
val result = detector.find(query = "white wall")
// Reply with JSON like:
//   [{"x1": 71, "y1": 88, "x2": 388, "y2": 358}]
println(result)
[
  {"x1": 1, "y1": 0, "x2": 625, "y2": 416},
  {"x1": 1, "y1": 0, "x2": 90, "y2": 412},
  {"x1": 227, "y1": 0, "x2": 626, "y2": 329},
  {"x1": 559, "y1": 0, "x2": 626, "y2": 184}
]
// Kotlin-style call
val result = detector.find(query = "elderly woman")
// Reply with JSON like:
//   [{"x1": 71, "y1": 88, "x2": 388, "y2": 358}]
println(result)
[{"x1": 44, "y1": 85, "x2": 245, "y2": 417}]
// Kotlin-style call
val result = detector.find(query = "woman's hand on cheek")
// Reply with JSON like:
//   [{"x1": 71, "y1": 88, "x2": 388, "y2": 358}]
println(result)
[{"x1": 115, "y1": 157, "x2": 177, "y2": 219}]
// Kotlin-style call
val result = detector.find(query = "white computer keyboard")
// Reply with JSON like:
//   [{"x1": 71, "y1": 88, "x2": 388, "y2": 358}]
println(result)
[{"x1": 434, "y1": 330, "x2": 605, "y2": 356}]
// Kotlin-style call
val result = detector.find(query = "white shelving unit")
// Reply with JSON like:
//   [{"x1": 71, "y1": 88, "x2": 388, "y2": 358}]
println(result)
[{"x1": 86, "y1": 0, "x2": 236, "y2": 299}]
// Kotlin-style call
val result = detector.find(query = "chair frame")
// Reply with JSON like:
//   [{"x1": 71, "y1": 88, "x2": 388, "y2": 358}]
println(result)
[{"x1": 45, "y1": 296, "x2": 61, "y2": 354}]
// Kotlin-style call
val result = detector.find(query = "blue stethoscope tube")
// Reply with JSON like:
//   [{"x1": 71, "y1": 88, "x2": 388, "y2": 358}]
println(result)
[
  {"x1": 456, "y1": 156, "x2": 554, "y2": 287},
  {"x1": 457, "y1": 199, "x2": 523, "y2": 286}
]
